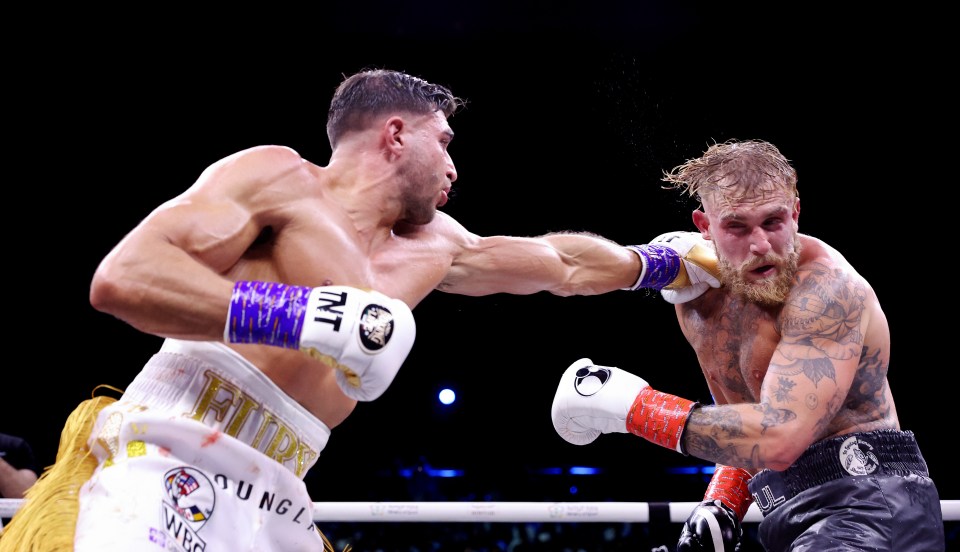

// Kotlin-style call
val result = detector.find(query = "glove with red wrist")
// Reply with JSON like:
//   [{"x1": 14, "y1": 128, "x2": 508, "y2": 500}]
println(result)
[
  {"x1": 678, "y1": 465, "x2": 753, "y2": 551},
  {"x1": 550, "y1": 358, "x2": 698, "y2": 453}
]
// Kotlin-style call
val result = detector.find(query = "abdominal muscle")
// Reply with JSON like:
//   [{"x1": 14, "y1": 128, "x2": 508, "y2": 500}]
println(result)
[{"x1": 227, "y1": 343, "x2": 357, "y2": 430}]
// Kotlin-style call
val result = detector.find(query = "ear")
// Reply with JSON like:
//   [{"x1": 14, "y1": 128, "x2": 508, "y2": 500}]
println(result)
[
  {"x1": 793, "y1": 197, "x2": 800, "y2": 223},
  {"x1": 692, "y1": 210, "x2": 710, "y2": 238},
  {"x1": 383, "y1": 116, "x2": 405, "y2": 157}
]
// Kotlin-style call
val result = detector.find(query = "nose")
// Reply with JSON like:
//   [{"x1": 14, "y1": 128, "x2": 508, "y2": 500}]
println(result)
[
  {"x1": 749, "y1": 229, "x2": 771, "y2": 256},
  {"x1": 447, "y1": 161, "x2": 458, "y2": 184}
]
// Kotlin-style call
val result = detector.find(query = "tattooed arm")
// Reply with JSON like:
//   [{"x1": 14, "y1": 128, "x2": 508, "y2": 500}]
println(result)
[{"x1": 682, "y1": 262, "x2": 868, "y2": 471}]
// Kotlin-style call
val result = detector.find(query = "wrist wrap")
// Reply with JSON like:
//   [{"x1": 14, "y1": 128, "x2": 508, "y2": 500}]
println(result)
[
  {"x1": 623, "y1": 245, "x2": 682, "y2": 290},
  {"x1": 626, "y1": 387, "x2": 697, "y2": 454},
  {"x1": 705, "y1": 465, "x2": 753, "y2": 520},
  {"x1": 225, "y1": 281, "x2": 311, "y2": 348}
]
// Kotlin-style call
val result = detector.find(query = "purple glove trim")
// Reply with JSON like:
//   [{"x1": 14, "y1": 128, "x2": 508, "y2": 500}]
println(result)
[
  {"x1": 226, "y1": 281, "x2": 311, "y2": 348},
  {"x1": 627, "y1": 244, "x2": 681, "y2": 290}
]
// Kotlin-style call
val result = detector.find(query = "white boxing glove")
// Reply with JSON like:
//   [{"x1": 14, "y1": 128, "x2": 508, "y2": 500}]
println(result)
[
  {"x1": 551, "y1": 358, "x2": 649, "y2": 446},
  {"x1": 624, "y1": 231, "x2": 721, "y2": 304},
  {"x1": 226, "y1": 282, "x2": 416, "y2": 402},
  {"x1": 300, "y1": 286, "x2": 416, "y2": 402}
]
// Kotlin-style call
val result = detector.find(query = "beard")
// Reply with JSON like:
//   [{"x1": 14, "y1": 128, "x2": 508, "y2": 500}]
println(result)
[
  {"x1": 397, "y1": 163, "x2": 443, "y2": 226},
  {"x1": 717, "y1": 236, "x2": 802, "y2": 306}
]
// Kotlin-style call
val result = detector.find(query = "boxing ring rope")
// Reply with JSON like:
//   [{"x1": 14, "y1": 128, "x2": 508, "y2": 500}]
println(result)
[{"x1": 2, "y1": 499, "x2": 959, "y2": 523}]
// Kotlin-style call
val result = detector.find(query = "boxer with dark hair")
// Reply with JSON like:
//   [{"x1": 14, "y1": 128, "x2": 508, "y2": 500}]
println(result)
[{"x1": 0, "y1": 68, "x2": 707, "y2": 552}]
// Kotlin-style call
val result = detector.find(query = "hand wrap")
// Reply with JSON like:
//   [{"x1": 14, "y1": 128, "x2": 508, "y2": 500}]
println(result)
[
  {"x1": 623, "y1": 231, "x2": 721, "y2": 304},
  {"x1": 625, "y1": 387, "x2": 698, "y2": 454}
]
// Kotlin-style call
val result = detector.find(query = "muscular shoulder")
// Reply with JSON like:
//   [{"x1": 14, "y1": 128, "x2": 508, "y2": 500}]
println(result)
[
  {"x1": 223, "y1": 144, "x2": 303, "y2": 164},
  {"x1": 150, "y1": 145, "x2": 320, "y2": 231},
  {"x1": 171, "y1": 145, "x2": 321, "y2": 211},
  {"x1": 198, "y1": 145, "x2": 306, "y2": 187},
  {"x1": 794, "y1": 234, "x2": 870, "y2": 291},
  {"x1": 781, "y1": 234, "x2": 872, "y2": 350}
]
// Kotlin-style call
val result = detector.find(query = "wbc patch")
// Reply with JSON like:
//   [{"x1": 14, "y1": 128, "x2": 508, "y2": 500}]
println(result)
[{"x1": 158, "y1": 467, "x2": 216, "y2": 551}]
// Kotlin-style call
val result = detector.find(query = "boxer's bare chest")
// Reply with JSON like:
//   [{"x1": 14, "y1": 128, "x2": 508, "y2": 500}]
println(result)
[
  {"x1": 680, "y1": 293, "x2": 781, "y2": 403},
  {"x1": 223, "y1": 213, "x2": 454, "y2": 425},
  {"x1": 229, "y1": 214, "x2": 452, "y2": 309}
]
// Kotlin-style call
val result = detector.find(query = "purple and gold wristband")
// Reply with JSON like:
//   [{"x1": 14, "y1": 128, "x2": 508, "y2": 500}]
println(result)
[
  {"x1": 625, "y1": 244, "x2": 682, "y2": 291},
  {"x1": 225, "y1": 281, "x2": 311, "y2": 348}
]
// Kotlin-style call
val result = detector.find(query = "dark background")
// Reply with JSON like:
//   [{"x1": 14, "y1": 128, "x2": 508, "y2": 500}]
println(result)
[{"x1": 6, "y1": 0, "x2": 954, "y2": 526}]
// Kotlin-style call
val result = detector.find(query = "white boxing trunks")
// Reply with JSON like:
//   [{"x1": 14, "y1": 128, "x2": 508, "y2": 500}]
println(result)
[{"x1": 74, "y1": 338, "x2": 332, "y2": 552}]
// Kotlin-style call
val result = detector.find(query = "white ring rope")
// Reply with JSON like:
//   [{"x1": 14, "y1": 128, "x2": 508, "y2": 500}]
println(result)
[{"x1": 2, "y1": 499, "x2": 958, "y2": 523}]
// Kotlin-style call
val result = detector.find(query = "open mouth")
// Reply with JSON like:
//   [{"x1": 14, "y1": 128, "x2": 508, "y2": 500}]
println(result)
[{"x1": 749, "y1": 264, "x2": 776, "y2": 279}]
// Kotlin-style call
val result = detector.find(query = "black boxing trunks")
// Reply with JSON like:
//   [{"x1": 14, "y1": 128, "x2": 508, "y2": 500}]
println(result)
[{"x1": 749, "y1": 429, "x2": 945, "y2": 551}]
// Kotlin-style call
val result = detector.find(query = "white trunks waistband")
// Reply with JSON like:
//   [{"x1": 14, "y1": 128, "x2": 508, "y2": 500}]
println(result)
[{"x1": 122, "y1": 338, "x2": 330, "y2": 479}]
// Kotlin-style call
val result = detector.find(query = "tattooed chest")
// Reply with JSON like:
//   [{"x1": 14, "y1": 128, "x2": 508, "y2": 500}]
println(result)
[{"x1": 684, "y1": 300, "x2": 779, "y2": 403}]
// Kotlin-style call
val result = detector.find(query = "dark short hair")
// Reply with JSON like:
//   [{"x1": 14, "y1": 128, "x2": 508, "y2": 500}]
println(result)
[{"x1": 326, "y1": 69, "x2": 464, "y2": 148}]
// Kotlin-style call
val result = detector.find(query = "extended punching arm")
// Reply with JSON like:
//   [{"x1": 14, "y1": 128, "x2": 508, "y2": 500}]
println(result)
[{"x1": 225, "y1": 281, "x2": 415, "y2": 401}]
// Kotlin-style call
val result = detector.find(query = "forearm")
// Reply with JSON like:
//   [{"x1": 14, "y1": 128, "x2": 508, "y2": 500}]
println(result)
[
  {"x1": 682, "y1": 403, "x2": 796, "y2": 471},
  {"x1": 540, "y1": 232, "x2": 642, "y2": 295},
  {"x1": 90, "y1": 247, "x2": 235, "y2": 341},
  {"x1": 442, "y1": 233, "x2": 640, "y2": 296},
  {"x1": 0, "y1": 458, "x2": 37, "y2": 499},
  {"x1": 627, "y1": 384, "x2": 796, "y2": 471}
]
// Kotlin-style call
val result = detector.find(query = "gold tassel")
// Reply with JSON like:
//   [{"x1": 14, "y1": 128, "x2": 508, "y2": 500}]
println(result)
[
  {"x1": 0, "y1": 389, "x2": 119, "y2": 552},
  {"x1": 318, "y1": 527, "x2": 352, "y2": 552}
]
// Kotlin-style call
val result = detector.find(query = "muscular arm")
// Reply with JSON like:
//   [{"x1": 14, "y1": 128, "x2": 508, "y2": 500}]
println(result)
[
  {"x1": 89, "y1": 146, "x2": 305, "y2": 340},
  {"x1": 682, "y1": 263, "x2": 867, "y2": 471},
  {"x1": 436, "y1": 215, "x2": 641, "y2": 296}
]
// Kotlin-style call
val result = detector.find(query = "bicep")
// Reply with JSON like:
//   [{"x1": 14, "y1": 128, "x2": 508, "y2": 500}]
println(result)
[
  {"x1": 89, "y1": 154, "x2": 290, "y2": 338},
  {"x1": 150, "y1": 196, "x2": 263, "y2": 272},
  {"x1": 115, "y1": 147, "x2": 301, "y2": 272}
]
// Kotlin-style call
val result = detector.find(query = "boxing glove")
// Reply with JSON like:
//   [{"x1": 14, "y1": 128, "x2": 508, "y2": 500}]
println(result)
[
  {"x1": 225, "y1": 281, "x2": 416, "y2": 401},
  {"x1": 678, "y1": 465, "x2": 752, "y2": 552},
  {"x1": 551, "y1": 358, "x2": 650, "y2": 445},
  {"x1": 551, "y1": 359, "x2": 697, "y2": 452},
  {"x1": 678, "y1": 500, "x2": 743, "y2": 552},
  {"x1": 623, "y1": 231, "x2": 720, "y2": 304}
]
